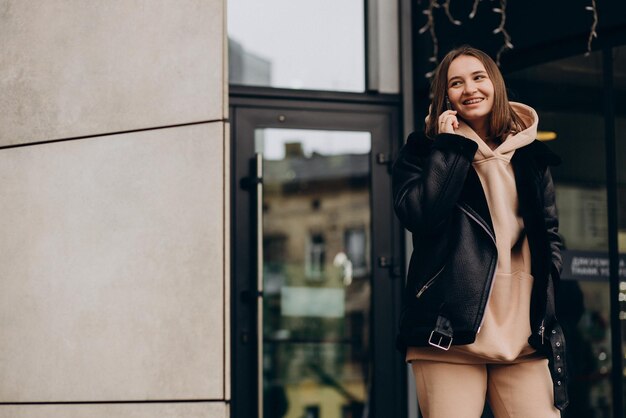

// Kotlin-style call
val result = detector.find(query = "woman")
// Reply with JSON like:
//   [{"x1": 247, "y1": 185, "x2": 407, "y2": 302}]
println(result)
[{"x1": 392, "y1": 45, "x2": 568, "y2": 417}]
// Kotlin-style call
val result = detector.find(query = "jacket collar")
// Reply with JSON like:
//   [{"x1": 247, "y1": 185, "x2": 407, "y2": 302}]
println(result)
[
  {"x1": 408, "y1": 131, "x2": 561, "y2": 167},
  {"x1": 405, "y1": 132, "x2": 559, "y2": 239},
  {"x1": 516, "y1": 140, "x2": 561, "y2": 167}
]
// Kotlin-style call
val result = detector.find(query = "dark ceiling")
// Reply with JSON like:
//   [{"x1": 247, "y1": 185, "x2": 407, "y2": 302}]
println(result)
[{"x1": 412, "y1": 0, "x2": 626, "y2": 91}]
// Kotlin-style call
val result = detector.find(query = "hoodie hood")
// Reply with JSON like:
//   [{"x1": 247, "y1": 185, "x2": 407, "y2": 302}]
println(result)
[{"x1": 454, "y1": 101, "x2": 538, "y2": 163}]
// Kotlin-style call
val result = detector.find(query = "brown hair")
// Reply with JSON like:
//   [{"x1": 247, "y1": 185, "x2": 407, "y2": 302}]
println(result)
[{"x1": 424, "y1": 45, "x2": 526, "y2": 139}]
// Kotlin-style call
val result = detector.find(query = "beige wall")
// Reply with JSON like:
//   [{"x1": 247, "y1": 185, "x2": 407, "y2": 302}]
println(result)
[{"x1": 0, "y1": 1, "x2": 229, "y2": 416}]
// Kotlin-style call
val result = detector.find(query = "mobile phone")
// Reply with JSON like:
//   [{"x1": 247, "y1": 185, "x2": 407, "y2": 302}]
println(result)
[{"x1": 445, "y1": 97, "x2": 453, "y2": 111}]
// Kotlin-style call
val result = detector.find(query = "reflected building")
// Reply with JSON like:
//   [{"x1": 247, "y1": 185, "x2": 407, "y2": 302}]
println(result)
[
  {"x1": 261, "y1": 137, "x2": 371, "y2": 418},
  {"x1": 229, "y1": 37, "x2": 272, "y2": 86}
]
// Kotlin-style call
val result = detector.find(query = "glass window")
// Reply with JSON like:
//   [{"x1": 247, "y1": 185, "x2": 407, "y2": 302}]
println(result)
[
  {"x1": 344, "y1": 227, "x2": 368, "y2": 279},
  {"x1": 228, "y1": 0, "x2": 365, "y2": 91},
  {"x1": 306, "y1": 232, "x2": 326, "y2": 280},
  {"x1": 258, "y1": 128, "x2": 372, "y2": 418},
  {"x1": 508, "y1": 50, "x2": 613, "y2": 418}
]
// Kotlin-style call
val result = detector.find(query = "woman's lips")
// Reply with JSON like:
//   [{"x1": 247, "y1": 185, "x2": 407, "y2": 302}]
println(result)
[{"x1": 462, "y1": 97, "x2": 485, "y2": 105}]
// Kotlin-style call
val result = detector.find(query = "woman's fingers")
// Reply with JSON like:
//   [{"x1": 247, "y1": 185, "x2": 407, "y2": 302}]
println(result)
[
  {"x1": 438, "y1": 111, "x2": 457, "y2": 124},
  {"x1": 437, "y1": 110, "x2": 458, "y2": 134}
]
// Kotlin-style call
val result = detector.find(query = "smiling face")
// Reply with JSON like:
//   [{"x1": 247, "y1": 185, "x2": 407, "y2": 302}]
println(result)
[{"x1": 446, "y1": 55, "x2": 495, "y2": 127}]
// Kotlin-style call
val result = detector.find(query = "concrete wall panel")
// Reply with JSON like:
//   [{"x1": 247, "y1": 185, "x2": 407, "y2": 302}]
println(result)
[
  {"x1": 0, "y1": 402, "x2": 227, "y2": 418},
  {"x1": 0, "y1": 0, "x2": 224, "y2": 146},
  {"x1": 0, "y1": 123, "x2": 225, "y2": 402},
  {"x1": 223, "y1": 122, "x2": 231, "y2": 401}
]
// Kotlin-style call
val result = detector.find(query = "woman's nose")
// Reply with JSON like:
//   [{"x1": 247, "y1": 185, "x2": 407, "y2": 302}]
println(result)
[{"x1": 463, "y1": 81, "x2": 477, "y2": 94}]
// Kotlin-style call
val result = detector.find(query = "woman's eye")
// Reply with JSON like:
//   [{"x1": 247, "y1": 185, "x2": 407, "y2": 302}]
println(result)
[{"x1": 450, "y1": 81, "x2": 462, "y2": 87}]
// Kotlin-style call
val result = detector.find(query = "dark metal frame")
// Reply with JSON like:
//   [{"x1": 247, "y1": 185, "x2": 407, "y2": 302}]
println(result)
[
  {"x1": 603, "y1": 47, "x2": 624, "y2": 418},
  {"x1": 230, "y1": 92, "x2": 406, "y2": 418}
]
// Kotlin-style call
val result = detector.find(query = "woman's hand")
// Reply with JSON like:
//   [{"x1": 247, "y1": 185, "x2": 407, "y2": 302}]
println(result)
[{"x1": 437, "y1": 110, "x2": 459, "y2": 134}]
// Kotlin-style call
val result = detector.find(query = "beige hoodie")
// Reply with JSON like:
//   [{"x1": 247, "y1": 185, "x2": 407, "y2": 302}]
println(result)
[{"x1": 407, "y1": 102, "x2": 542, "y2": 363}]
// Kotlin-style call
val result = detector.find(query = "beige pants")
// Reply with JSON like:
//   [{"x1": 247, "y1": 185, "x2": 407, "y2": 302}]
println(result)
[{"x1": 411, "y1": 358, "x2": 561, "y2": 418}]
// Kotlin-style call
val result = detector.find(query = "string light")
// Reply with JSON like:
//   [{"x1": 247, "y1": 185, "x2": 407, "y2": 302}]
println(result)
[
  {"x1": 443, "y1": 0, "x2": 462, "y2": 26},
  {"x1": 469, "y1": 0, "x2": 482, "y2": 19},
  {"x1": 585, "y1": 0, "x2": 598, "y2": 56},
  {"x1": 419, "y1": 0, "x2": 440, "y2": 78},
  {"x1": 492, "y1": 0, "x2": 514, "y2": 66},
  {"x1": 417, "y1": 0, "x2": 600, "y2": 75}
]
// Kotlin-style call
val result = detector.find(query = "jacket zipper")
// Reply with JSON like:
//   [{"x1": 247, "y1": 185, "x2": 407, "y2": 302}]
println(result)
[
  {"x1": 416, "y1": 264, "x2": 445, "y2": 298},
  {"x1": 457, "y1": 203, "x2": 497, "y2": 333},
  {"x1": 457, "y1": 204, "x2": 496, "y2": 245},
  {"x1": 539, "y1": 319, "x2": 545, "y2": 345}
]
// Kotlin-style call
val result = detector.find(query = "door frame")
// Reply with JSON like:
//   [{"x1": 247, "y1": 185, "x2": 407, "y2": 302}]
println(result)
[{"x1": 230, "y1": 91, "x2": 406, "y2": 418}]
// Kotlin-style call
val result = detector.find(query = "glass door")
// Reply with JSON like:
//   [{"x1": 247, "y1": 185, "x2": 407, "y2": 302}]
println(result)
[
  {"x1": 259, "y1": 128, "x2": 371, "y2": 418},
  {"x1": 232, "y1": 105, "x2": 403, "y2": 418}
]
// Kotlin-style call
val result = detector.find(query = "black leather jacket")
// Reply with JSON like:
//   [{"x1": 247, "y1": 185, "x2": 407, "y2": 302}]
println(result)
[{"x1": 392, "y1": 131, "x2": 569, "y2": 410}]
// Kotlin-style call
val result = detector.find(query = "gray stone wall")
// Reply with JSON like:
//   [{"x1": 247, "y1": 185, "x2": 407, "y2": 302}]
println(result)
[{"x1": 0, "y1": 1, "x2": 229, "y2": 416}]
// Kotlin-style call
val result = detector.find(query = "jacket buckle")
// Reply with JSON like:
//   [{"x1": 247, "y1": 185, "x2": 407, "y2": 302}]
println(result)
[
  {"x1": 428, "y1": 330, "x2": 453, "y2": 350},
  {"x1": 428, "y1": 315, "x2": 454, "y2": 350}
]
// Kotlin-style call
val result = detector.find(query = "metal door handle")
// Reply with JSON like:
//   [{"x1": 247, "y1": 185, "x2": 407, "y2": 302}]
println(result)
[
  {"x1": 378, "y1": 256, "x2": 402, "y2": 279},
  {"x1": 254, "y1": 153, "x2": 264, "y2": 418}
]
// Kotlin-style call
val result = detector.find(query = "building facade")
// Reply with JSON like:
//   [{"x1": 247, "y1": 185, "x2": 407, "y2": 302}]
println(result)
[{"x1": 1, "y1": 1, "x2": 625, "y2": 418}]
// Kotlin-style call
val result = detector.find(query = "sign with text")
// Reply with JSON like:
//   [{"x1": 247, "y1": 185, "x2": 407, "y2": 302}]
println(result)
[{"x1": 561, "y1": 249, "x2": 626, "y2": 281}]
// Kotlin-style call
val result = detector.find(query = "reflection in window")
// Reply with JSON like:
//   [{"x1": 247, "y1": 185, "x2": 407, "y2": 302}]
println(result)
[
  {"x1": 228, "y1": 0, "x2": 365, "y2": 91},
  {"x1": 342, "y1": 402, "x2": 364, "y2": 418},
  {"x1": 615, "y1": 44, "x2": 626, "y2": 413},
  {"x1": 345, "y1": 227, "x2": 367, "y2": 278},
  {"x1": 508, "y1": 50, "x2": 614, "y2": 418},
  {"x1": 306, "y1": 232, "x2": 326, "y2": 281},
  {"x1": 304, "y1": 405, "x2": 320, "y2": 418},
  {"x1": 259, "y1": 128, "x2": 371, "y2": 418},
  {"x1": 264, "y1": 234, "x2": 287, "y2": 296},
  {"x1": 557, "y1": 185, "x2": 608, "y2": 251}
]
